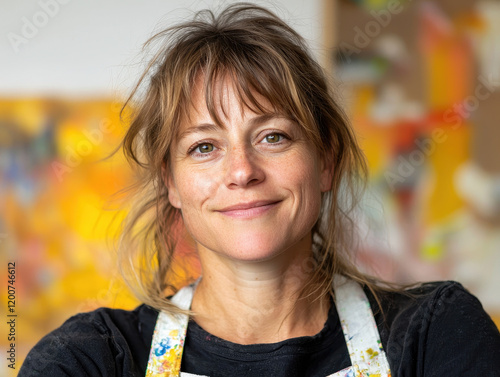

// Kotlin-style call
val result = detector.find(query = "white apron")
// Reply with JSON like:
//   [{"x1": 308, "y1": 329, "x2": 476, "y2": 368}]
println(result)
[{"x1": 145, "y1": 275, "x2": 391, "y2": 377}]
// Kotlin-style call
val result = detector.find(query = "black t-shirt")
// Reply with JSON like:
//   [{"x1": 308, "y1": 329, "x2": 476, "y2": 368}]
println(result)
[{"x1": 19, "y1": 281, "x2": 500, "y2": 376}]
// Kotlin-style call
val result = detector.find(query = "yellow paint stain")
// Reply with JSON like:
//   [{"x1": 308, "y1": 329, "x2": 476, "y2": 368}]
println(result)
[
  {"x1": 169, "y1": 329, "x2": 180, "y2": 338},
  {"x1": 366, "y1": 347, "x2": 379, "y2": 359}
]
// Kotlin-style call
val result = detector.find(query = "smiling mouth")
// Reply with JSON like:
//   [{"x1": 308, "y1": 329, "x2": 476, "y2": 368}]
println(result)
[{"x1": 217, "y1": 200, "x2": 281, "y2": 219}]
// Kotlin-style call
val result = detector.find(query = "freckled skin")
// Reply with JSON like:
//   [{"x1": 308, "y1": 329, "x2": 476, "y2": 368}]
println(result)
[{"x1": 166, "y1": 77, "x2": 332, "y2": 263}]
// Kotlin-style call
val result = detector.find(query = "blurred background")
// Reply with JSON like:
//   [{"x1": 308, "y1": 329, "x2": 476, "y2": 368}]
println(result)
[{"x1": 1, "y1": 0, "x2": 500, "y2": 374}]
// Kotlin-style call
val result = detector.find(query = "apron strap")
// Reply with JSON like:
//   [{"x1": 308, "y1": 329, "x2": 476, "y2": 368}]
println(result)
[
  {"x1": 146, "y1": 276, "x2": 391, "y2": 377},
  {"x1": 145, "y1": 283, "x2": 196, "y2": 377},
  {"x1": 332, "y1": 275, "x2": 391, "y2": 377}
]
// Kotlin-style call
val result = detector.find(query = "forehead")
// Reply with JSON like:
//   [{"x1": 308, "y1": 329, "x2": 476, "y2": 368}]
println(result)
[{"x1": 185, "y1": 73, "x2": 276, "y2": 126}]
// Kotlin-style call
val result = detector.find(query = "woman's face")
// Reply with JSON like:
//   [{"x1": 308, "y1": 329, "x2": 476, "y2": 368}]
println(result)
[{"x1": 166, "y1": 77, "x2": 332, "y2": 262}]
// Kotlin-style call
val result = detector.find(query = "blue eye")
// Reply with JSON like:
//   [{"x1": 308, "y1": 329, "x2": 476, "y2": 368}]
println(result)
[{"x1": 195, "y1": 143, "x2": 214, "y2": 153}]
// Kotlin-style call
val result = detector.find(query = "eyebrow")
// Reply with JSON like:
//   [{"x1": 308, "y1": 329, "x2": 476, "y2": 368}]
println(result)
[
  {"x1": 177, "y1": 113, "x2": 282, "y2": 141},
  {"x1": 178, "y1": 123, "x2": 223, "y2": 140}
]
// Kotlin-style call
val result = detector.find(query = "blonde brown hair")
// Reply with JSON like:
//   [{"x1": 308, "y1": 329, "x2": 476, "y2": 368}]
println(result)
[{"x1": 119, "y1": 3, "x2": 376, "y2": 314}]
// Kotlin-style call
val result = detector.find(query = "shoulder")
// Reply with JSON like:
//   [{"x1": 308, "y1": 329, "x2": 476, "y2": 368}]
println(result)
[
  {"x1": 19, "y1": 304, "x2": 158, "y2": 377},
  {"x1": 371, "y1": 280, "x2": 475, "y2": 323},
  {"x1": 373, "y1": 280, "x2": 495, "y2": 331},
  {"x1": 369, "y1": 281, "x2": 500, "y2": 376}
]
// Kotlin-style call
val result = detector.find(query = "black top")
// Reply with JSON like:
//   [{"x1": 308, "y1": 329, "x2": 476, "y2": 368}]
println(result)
[{"x1": 19, "y1": 281, "x2": 500, "y2": 376}]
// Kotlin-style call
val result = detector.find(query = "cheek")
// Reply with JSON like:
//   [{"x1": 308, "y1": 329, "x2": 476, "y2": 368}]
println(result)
[
  {"x1": 172, "y1": 168, "x2": 220, "y2": 211},
  {"x1": 279, "y1": 152, "x2": 323, "y2": 207},
  {"x1": 301, "y1": 168, "x2": 323, "y2": 213},
  {"x1": 274, "y1": 155, "x2": 323, "y2": 240}
]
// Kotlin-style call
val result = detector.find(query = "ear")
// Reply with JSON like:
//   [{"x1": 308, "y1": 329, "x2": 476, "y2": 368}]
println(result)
[
  {"x1": 319, "y1": 154, "x2": 334, "y2": 193},
  {"x1": 162, "y1": 162, "x2": 182, "y2": 209}
]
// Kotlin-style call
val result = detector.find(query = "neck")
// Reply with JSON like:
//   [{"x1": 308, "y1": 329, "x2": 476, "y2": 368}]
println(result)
[{"x1": 191, "y1": 234, "x2": 330, "y2": 344}]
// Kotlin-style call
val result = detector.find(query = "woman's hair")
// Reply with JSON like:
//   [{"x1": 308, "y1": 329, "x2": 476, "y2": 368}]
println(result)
[{"x1": 118, "y1": 2, "x2": 375, "y2": 314}]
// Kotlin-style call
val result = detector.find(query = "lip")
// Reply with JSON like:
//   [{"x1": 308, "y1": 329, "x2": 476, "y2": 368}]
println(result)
[{"x1": 216, "y1": 200, "x2": 281, "y2": 219}]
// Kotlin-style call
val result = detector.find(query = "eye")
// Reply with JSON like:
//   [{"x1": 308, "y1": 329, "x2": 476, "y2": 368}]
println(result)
[
  {"x1": 263, "y1": 133, "x2": 284, "y2": 144},
  {"x1": 195, "y1": 143, "x2": 214, "y2": 153}
]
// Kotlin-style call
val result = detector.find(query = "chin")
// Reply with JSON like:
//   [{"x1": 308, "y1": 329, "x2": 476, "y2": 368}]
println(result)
[
  {"x1": 226, "y1": 249, "x2": 282, "y2": 263},
  {"x1": 192, "y1": 223, "x2": 314, "y2": 264},
  {"x1": 216, "y1": 233, "x2": 304, "y2": 263}
]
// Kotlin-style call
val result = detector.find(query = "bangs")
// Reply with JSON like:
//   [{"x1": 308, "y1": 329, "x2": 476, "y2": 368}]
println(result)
[{"x1": 168, "y1": 21, "x2": 321, "y2": 147}]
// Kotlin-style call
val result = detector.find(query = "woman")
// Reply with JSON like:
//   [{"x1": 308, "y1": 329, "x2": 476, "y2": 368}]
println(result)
[{"x1": 20, "y1": 3, "x2": 500, "y2": 376}]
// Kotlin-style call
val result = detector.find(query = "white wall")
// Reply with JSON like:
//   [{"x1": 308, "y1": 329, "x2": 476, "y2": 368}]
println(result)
[{"x1": 1, "y1": 0, "x2": 322, "y2": 97}]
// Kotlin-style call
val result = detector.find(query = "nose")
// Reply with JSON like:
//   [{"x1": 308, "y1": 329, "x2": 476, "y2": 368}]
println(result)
[{"x1": 224, "y1": 146, "x2": 265, "y2": 188}]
